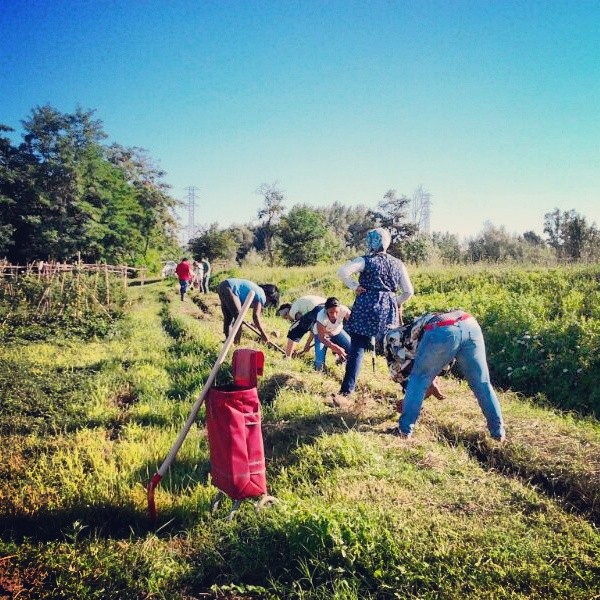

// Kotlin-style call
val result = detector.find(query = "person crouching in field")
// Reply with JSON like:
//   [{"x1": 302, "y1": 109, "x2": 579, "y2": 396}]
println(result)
[
  {"x1": 312, "y1": 297, "x2": 351, "y2": 372},
  {"x1": 384, "y1": 310, "x2": 506, "y2": 441},
  {"x1": 277, "y1": 294, "x2": 326, "y2": 358},
  {"x1": 217, "y1": 278, "x2": 279, "y2": 345}
]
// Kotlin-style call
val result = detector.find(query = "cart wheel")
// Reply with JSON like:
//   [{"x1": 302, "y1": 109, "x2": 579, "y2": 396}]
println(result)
[
  {"x1": 211, "y1": 491, "x2": 225, "y2": 514},
  {"x1": 255, "y1": 495, "x2": 279, "y2": 511},
  {"x1": 225, "y1": 499, "x2": 242, "y2": 521}
]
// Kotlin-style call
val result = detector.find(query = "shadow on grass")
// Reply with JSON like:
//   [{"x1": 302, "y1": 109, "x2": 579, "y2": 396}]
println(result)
[
  {"x1": 436, "y1": 424, "x2": 600, "y2": 526},
  {"x1": 0, "y1": 503, "x2": 154, "y2": 543},
  {"x1": 258, "y1": 372, "x2": 308, "y2": 405}
]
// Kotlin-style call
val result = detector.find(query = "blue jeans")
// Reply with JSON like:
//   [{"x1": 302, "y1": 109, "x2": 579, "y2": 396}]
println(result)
[
  {"x1": 179, "y1": 279, "x2": 189, "y2": 295},
  {"x1": 314, "y1": 330, "x2": 351, "y2": 371},
  {"x1": 340, "y1": 333, "x2": 372, "y2": 394},
  {"x1": 399, "y1": 318, "x2": 505, "y2": 439}
]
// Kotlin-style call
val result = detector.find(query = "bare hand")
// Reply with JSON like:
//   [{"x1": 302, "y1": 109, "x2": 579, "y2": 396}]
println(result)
[
  {"x1": 425, "y1": 377, "x2": 446, "y2": 400},
  {"x1": 355, "y1": 286, "x2": 366, "y2": 295}
]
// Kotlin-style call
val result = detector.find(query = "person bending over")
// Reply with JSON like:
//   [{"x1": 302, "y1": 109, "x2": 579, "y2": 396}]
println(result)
[
  {"x1": 217, "y1": 278, "x2": 279, "y2": 344},
  {"x1": 384, "y1": 310, "x2": 505, "y2": 441}
]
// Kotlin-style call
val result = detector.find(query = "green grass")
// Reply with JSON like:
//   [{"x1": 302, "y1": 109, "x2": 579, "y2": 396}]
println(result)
[{"x1": 1, "y1": 268, "x2": 599, "y2": 599}]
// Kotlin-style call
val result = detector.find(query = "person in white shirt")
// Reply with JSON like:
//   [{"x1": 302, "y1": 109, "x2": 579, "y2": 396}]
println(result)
[
  {"x1": 277, "y1": 295, "x2": 326, "y2": 358},
  {"x1": 312, "y1": 297, "x2": 351, "y2": 371}
]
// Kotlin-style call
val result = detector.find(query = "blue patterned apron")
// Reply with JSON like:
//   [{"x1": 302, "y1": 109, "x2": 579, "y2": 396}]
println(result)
[{"x1": 345, "y1": 254, "x2": 405, "y2": 338}]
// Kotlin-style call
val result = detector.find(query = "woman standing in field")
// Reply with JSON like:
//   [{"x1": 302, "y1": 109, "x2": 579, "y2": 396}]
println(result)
[{"x1": 336, "y1": 228, "x2": 414, "y2": 400}]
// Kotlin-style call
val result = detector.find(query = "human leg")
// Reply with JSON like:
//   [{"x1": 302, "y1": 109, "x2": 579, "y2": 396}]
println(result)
[
  {"x1": 399, "y1": 327, "x2": 459, "y2": 436},
  {"x1": 340, "y1": 333, "x2": 370, "y2": 394},
  {"x1": 314, "y1": 337, "x2": 328, "y2": 371},
  {"x1": 217, "y1": 281, "x2": 238, "y2": 339},
  {"x1": 455, "y1": 320, "x2": 505, "y2": 439}
]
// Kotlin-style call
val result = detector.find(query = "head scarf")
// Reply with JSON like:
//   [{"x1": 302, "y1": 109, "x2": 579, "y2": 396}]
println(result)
[{"x1": 366, "y1": 228, "x2": 391, "y2": 253}]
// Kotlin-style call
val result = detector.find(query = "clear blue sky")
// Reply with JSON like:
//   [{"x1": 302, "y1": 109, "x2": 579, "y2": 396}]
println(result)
[{"x1": 2, "y1": 0, "x2": 599, "y2": 240}]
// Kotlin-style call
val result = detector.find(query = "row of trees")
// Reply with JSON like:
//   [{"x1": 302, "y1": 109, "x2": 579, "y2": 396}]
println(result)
[
  {"x1": 2, "y1": 106, "x2": 598, "y2": 269},
  {"x1": 0, "y1": 106, "x2": 179, "y2": 267},
  {"x1": 190, "y1": 183, "x2": 600, "y2": 267}
]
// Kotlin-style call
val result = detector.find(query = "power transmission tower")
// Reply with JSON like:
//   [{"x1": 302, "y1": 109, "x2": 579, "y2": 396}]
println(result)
[
  {"x1": 184, "y1": 186, "x2": 199, "y2": 243},
  {"x1": 411, "y1": 186, "x2": 432, "y2": 235}
]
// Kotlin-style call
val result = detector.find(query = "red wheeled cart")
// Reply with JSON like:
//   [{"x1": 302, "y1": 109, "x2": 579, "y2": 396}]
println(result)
[{"x1": 205, "y1": 349, "x2": 277, "y2": 517}]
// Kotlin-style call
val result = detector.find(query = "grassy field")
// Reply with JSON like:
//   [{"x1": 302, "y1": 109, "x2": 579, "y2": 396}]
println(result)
[{"x1": 1, "y1": 265, "x2": 599, "y2": 599}]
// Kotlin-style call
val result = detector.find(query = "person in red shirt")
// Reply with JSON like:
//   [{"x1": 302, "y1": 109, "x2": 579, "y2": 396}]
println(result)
[{"x1": 175, "y1": 257, "x2": 193, "y2": 301}]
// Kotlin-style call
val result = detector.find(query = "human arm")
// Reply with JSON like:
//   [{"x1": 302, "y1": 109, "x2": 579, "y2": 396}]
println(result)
[
  {"x1": 316, "y1": 322, "x2": 347, "y2": 360},
  {"x1": 296, "y1": 332, "x2": 314, "y2": 356},
  {"x1": 252, "y1": 302, "x2": 270, "y2": 343},
  {"x1": 337, "y1": 257, "x2": 366, "y2": 293},
  {"x1": 395, "y1": 262, "x2": 414, "y2": 306}
]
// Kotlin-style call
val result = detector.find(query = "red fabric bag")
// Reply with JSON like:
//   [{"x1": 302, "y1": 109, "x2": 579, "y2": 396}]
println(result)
[
  {"x1": 231, "y1": 349, "x2": 264, "y2": 388},
  {"x1": 205, "y1": 384, "x2": 266, "y2": 500}
]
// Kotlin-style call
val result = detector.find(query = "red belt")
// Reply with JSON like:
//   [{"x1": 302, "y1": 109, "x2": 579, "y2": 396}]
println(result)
[{"x1": 424, "y1": 313, "x2": 472, "y2": 330}]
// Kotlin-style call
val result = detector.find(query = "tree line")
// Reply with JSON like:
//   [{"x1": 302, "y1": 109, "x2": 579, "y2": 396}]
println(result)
[
  {"x1": 0, "y1": 105, "x2": 179, "y2": 268},
  {"x1": 190, "y1": 182, "x2": 600, "y2": 267},
  {"x1": 2, "y1": 106, "x2": 598, "y2": 269}
]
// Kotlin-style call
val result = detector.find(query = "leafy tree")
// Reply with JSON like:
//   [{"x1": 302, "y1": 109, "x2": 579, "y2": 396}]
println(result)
[
  {"x1": 543, "y1": 208, "x2": 597, "y2": 262},
  {"x1": 466, "y1": 222, "x2": 524, "y2": 263},
  {"x1": 226, "y1": 223, "x2": 257, "y2": 263},
  {"x1": 13, "y1": 105, "x2": 108, "y2": 261},
  {"x1": 403, "y1": 235, "x2": 434, "y2": 265},
  {"x1": 523, "y1": 230, "x2": 545, "y2": 246},
  {"x1": 317, "y1": 202, "x2": 376, "y2": 250},
  {"x1": 368, "y1": 189, "x2": 418, "y2": 257},
  {"x1": 1, "y1": 105, "x2": 179, "y2": 265},
  {"x1": 278, "y1": 205, "x2": 330, "y2": 266},
  {"x1": 431, "y1": 232, "x2": 462, "y2": 264},
  {"x1": 0, "y1": 125, "x2": 17, "y2": 255},
  {"x1": 256, "y1": 182, "x2": 285, "y2": 266},
  {"x1": 188, "y1": 223, "x2": 237, "y2": 263},
  {"x1": 107, "y1": 144, "x2": 179, "y2": 261}
]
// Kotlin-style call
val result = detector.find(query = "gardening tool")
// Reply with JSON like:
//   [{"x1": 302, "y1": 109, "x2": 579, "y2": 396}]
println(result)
[
  {"x1": 147, "y1": 290, "x2": 256, "y2": 521},
  {"x1": 371, "y1": 335, "x2": 376, "y2": 373},
  {"x1": 241, "y1": 320, "x2": 287, "y2": 356}
]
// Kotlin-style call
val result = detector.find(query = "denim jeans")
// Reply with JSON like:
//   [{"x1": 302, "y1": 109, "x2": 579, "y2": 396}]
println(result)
[
  {"x1": 314, "y1": 330, "x2": 351, "y2": 371},
  {"x1": 398, "y1": 317, "x2": 505, "y2": 438},
  {"x1": 340, "y1": 333, "x2": 372, "y2": 394}
]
